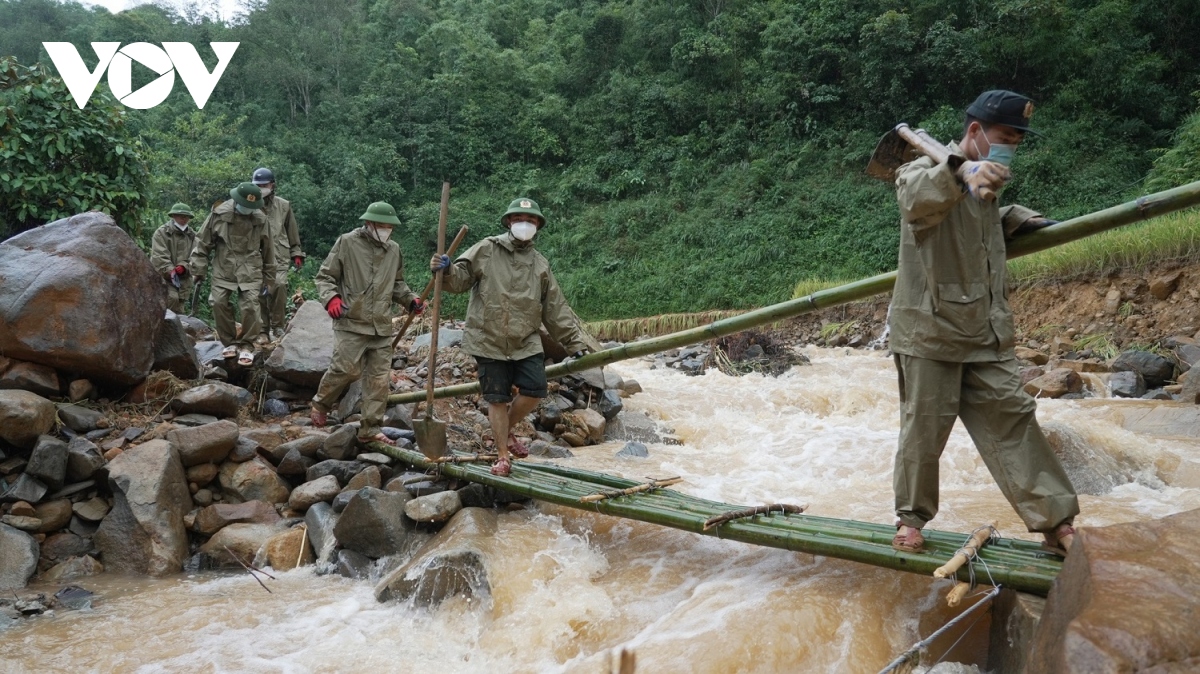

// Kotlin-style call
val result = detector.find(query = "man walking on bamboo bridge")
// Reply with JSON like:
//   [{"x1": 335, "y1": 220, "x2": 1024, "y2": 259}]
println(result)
[{"x1": 887, "y1": 90, "x2": 1080, "y2": 555}]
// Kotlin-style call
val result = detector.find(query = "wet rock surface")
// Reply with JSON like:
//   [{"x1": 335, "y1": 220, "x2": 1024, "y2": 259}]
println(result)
[
  {"x1": 374, "y1": 507, "x2": 496, "y2": 606},
  {"x1": 95, "y1": 439, "x2": 192, "y2": 575}
]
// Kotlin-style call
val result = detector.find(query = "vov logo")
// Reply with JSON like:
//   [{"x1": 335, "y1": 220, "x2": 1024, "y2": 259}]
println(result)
[{"x1": 42, "y1": 42, "x2": 239, "y2": 110}]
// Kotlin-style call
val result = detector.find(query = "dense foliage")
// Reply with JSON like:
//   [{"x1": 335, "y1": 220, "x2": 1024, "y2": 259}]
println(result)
[{"x1": 3, "y1": 0, "x2": 1200, "y2": 317}]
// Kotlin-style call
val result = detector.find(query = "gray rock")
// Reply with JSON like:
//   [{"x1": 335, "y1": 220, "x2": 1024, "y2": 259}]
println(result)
[
  {"x1": 603, "y1": 411, "x2": 664, "y2": 444},
  {"x1": 262, "y1": 399, "x2": 289, "y2": 417},
  {"x1": 43, "y1": 555, "x2": 104, "y2": 582},
  {"x1": 72, "y1": 497, "x2": 111, "y2": 523},
  {"x1": 173, "y1": 413, "x2": 219, "y2": 427},
  {"x1": 528, "y1": 440, "x2": 574, "y2": 459},
  {"x1": 67, "y1": 379, "x2": 96, "y2": 403},
  {"x1": 320, "y1": 423, "x2": 360, "y2": 461},
  {"x1": 228, "y1": 435, "x2": 260, "y2": 462},
  {"x1": 457, "y1": 484, "x2": 496, "y2": 509},
  {"x1": 95, "y1": 439, "x2": 193, "y2": 575},
  {"x1": 65, "y1": 437, "x2": 105, "y2": 482},
  {"x1": 341, "y1": 465, "x2": 383, "y2": 493},
  {"x1": 193, "y1": 500, "x2": 281, "y2": 536},
  {"x1": 405, "y1": 491, "x2": 462, "y2": 523},
  {"x1": 405, "y1": 480, "x2": 450, "y2": 497},
  {"x1": 226, "y1": 459, "x2": 291, "y2": 504},
  {"x1": 378, "y1": 427, "x2": 414, "y2": 446},
  {"x1": 616, "y1": 441, "x2": 649, "y2": 458},
  {"x1": 85, "y1": 428, "x2": 113, "y2": 440},
  {"x1": 152, "y1": 311, "x2": 200, "y2": 380},
  {"x1": 1, "y1": 474, "x2": 48, "y2": 504},
  {"x1": 194, "y1": 340, "x2": 226, "y2": 366},
  {"x1": 305, "y1": 501, "x2": 340, "y2": 565},
  {"x1": 331, "y1": 490, "x2": 355, "y2": 513},
  {"x1": 277, "y1": 449, "x2": 314, "y2": 477},
  {"x1": 1142, "y1": 388, "x2": 1175, "y2": 400},
  {"x1": 265, "y1": 302, "x2": 336, "y2": 388},
  {"x1": 374, "y1": 508, "x2": 496, "y2": 606},
  {"x1": 598, "y1": 389, "x2": 623, "y2": 420},
  {"x1": 0, "y1": 361, "x2": 61, "y2": 397},
  {"x1": 409, "y1": 328, "x2": 464, "y2": 353},
  {"x1": 270, "y1": 435, "x2": 326, "y2": 463},
  {"x1": 1107, "y1": 371, "x2": 1146, "y2": 398},
  {"x1": 336, "y1": 380, "x2": 363, "y2": 420},
  {"x1": 47, "y1": 480, "x2": 94, "y2": 500},
  {"x1": 0, "y1": 212, "x2": 165, "y2": 385},
  {"x1": 241, "y1": 427, "x2": 285, "y2": 454},
  {"x1": 170, "y1": 383, "x2": 243, "y2": 418},
  {"x1": 179, "y1": 315, "x2": 215, "y2": 341},
  {"x1": 576, "y1": 367, "x2": 623, "y2": 392},
  {"x1": 0, "y1": 456, "x2": 24, "y2": 474},
  {"x1": 337, "y1": 549, "x2": 373, "y2": 580},
  {"x1": 185, "y1": 462, "x2": 219, "y2": 487},
  {"x1": 26, "y1": 435, "x2": 69, "y2": 490},
  {"x1": 289, "y1": 475, "x2": 341, "y2": 511},
  {"x1": 56, "y1": 403, "x2": 104, "y2": 433},
  {"x1": 0, "y1": 515, "x2": 41, "y2": 531},
  {"x1": 1112, "y1": 350, "x2": 1176, "y2": 388},
  {"x1": 40, "y1": 531, "x2": 91, "y2": 565},
  {"x1": 193, "y1": 489, "x2": 213, "y2": 506},
  {"x1": 357, "y1": 452, "x2": 393, "y2": 466},
  {"x1": 199, "y1": 522, "x2": 285, "y2": 567},
  {"x1": 69, "y1": 515, "x2": 99, "y2": 538},
  {"x1": 537, "y1": 400, "x2": 564, "y2": 429},
  {"x1": 0, "y1": 390, "x2": 57, "y2": 449},
  {"x1": 166, "y1": 420, "x2": 239, "y2": 467},
  {"x1": 0, "y1": 523, "x2": 39, "y2": 590},
  {"x1": 334, "y1": 487, "x2": 414, "y2": 558},
  {"x1": 383, "y1": 404, "x2": 413, "y2": 430},
  {"x1": 307, "y1": 460, "x2": 367, "y2": 485}
]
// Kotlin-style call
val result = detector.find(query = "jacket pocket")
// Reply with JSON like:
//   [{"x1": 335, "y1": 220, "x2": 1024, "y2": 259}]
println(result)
[
  {"x1": 936, "y1": 282, "x2": 988, "y2": 335},
  {"x1": 343, "y1": 289, "x2": 366, "y2": 321}
]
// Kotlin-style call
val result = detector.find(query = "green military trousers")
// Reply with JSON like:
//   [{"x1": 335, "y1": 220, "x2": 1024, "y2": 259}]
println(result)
[
  {"x1": 893, "y1": 354, "x2": 1080, "y2": 533},
  {"x1": 211, "y1": 284, "x2": 264, "y2": 348},
  {"x1": 261, "y1": 270, "x2": 290, "y2": 334},
  {"x1": 166, "y1": 278, "x2": 193, "y2": 315},
  {"x1": 311, "y1": 331, "x2": 392, "y2": 440}
]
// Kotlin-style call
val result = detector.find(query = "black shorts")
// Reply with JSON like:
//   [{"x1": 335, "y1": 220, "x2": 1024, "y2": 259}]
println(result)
[{"x1": 475, "y1": 355, "x2": 548, "y2": 403}]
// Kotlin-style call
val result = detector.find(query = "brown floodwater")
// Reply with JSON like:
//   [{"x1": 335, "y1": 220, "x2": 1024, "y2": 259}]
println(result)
[{"x1": 3, "y1": 348, "x2": 1198, "y2": 673}]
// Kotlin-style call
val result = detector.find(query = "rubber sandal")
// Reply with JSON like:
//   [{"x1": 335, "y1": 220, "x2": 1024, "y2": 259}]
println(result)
[
  {"x1": 360, "y1": 433, "x2": 396, "y2": 447},
  {"x1": 892, "y1": 524, "x2": 925, "y2": 553},
  {"x1": 309, "y1": 407, "x2": 327, "y2": 427},
  {"x1": 508, "y1": 433, "x2": 529, "y2": 459},
  {"x1": 490, "y1": 456, "x2": 512, "y2": 477},
  {"x1": 238, "y1": 350, "x2": 254, "y2": 366},
  {"x1": 221, "y1": 345, "x2": 238, "y2": 359},
  {"x1": 1040, "y1": 523, "x2": 1076, "y2": 557}
]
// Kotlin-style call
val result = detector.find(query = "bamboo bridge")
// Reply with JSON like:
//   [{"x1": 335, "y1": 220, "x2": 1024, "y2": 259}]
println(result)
[{"x1": 373, "y1": 179, "x2": 1200, "y2": 597}]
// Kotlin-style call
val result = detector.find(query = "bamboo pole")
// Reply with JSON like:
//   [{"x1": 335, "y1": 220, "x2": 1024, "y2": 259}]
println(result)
[
  {"x1": 388, "y1": 180, "x2": 1200, "y2": 405},
  {"x1": 946, "y1": 581, "x2": 971, "y2": 607}
]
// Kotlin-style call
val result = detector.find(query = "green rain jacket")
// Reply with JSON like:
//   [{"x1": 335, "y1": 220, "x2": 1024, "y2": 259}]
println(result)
[
  {"x1": 188, "y1": 200, "x2": 277, "y2": 292},
  {"x1": 887, "y1": 142, "x2": 1042, "y2": 363},
  {"x1": 262, "y1": 194, "x2": 304, "y2": 274},
  {"x1": 443, "y1": 232, "x2": 588, "y2": 360},
  {"x1": 149, "y1": 220, "x2": 196, "y2": 282},
  {"x1": 316, "y1": 226, "x2": 417, "y2": 337}
]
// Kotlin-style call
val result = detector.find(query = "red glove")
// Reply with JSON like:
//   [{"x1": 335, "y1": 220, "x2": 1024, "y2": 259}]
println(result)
[
  {"x1": 326, "y1": 296, "x2": 344, "y2": 319},
  {"x1": 293, "y1": 256, "x2": 304, "y2": 269},
  {"x1": 409, "y1": 297, "x2": 425, "y2": 315},
  {"x1": 174, "y1": 265, "x2": 187, "y2": 276}
]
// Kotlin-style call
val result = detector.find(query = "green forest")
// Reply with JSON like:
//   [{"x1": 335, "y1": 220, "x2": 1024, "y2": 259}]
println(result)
[{"x1": 3, "y1": 0, "x2": 1200, "y2": 319}]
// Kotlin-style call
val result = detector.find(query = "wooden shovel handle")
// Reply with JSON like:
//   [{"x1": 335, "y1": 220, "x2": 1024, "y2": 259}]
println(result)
[
  {"x1": 391, "y1": 224, "x2": 468, "y2": 350},
  {"x1": 424, "y1": 182, "x2": 450, "y2": 415},
  {"x1": 896, "y1": 124, "x2": 997, "y2": 201}
]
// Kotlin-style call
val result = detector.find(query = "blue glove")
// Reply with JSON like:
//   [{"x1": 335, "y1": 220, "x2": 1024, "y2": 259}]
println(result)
[{"x1": 430, "y1": 254, "x2": 451, "y2": 273}]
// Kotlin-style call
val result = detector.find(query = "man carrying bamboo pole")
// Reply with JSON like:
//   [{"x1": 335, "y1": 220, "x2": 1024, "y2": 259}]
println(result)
[
  {"x1": 309, "y1": 201, "x2": 425, "y2": 446},
  {"x1": 429, "y1": 197, "x2": 590, "y2": 476},
  {"x1": 888, "y1": 90, "x2": 1080, "y2": 555}
]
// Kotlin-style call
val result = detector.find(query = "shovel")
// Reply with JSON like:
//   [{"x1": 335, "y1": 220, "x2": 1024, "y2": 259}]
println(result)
[
  {"x1": 866, "y1": 123, "x2": 999, "y2": 202},
  {"x1": 414, "y1": 181, "x2": 451, "y2": 459}
]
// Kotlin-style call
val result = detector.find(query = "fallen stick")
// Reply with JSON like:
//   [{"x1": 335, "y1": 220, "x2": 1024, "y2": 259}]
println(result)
[
  {"x1": 432, "y1": 453, "x2": 499, "y2": 464},
  {"x1": 295, "y1": 525, "x2": 308, "y2": 569},
  {"x1": 224, "y1": 545, "x2": 274, "y2": 593},
  {"x1": 934, "y1": 524, "x2": 996, "y2": 579},
  {"x1": 702, "y1": 503, "x2": 807, "y2": 530},
  {"x1": 580, "y1": 477, "x2": 683, "y2": 503}
]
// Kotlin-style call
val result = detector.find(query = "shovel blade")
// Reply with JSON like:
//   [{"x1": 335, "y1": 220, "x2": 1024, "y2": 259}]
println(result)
[
  {"x1": 413, "y1": 416, "x2": 447, "y2": 459},
  {"x1": 866, "y1": 127, "x2": 921, "y2": 183}
]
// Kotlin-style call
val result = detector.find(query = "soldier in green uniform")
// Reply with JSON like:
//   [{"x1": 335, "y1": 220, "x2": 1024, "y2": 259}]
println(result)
[
  {"x1": 149, "y1": 203, "x2": 196, "y2": 314},
  {"x1": 189, "y1": 182, "x2": 277, "y2": 366},
  {"x1": 888, "y1": 90, "x2": 1080, "y2": 555},
  {"x1": 309, "y1": 201, "x2": 425, "y2": 446},
  {"x1": 252, "y1": 168, "x2": 306, "y2": 339},
  {"x1": 430, "y1": 197, "x2": 590, "y2": 476}
]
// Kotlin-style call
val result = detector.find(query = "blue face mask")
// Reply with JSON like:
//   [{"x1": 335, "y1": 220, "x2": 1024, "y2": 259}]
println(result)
[{"x1": 987, "y1": 143, "x2": 1018, "y2": 166}]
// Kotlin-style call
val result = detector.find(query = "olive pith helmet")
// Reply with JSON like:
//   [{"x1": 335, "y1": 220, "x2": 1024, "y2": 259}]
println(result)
[
  {"x1": 358, "y1": 201, "x2": 402, "y2": 226},
  {"x1": 501, "y1": 197, "x2": 545, "y2": 226},
  {"x1": 230, "y1": 182, "x2": 264, "y2": 210},
  {"x1": 167, "y1": 202, "x2": 195, "y2": 218}
]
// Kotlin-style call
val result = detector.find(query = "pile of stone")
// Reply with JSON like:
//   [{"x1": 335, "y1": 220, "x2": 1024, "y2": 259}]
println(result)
[{"x1": 1014, "y1": 338, "x2": 1200, "y2": 401}]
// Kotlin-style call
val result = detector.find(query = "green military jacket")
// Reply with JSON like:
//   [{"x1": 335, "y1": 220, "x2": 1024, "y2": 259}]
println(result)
[
  {"x1": 188, "y1": 200, "x2": 277, "y2": 292},
  {"x1": 316, "y1": 226, "x2": 417, "y2": 337},
  {"x1": 262, "y1": 194, "x2": 304, "y2": 275},
  {"x1": 443, "y1": 232, "x2": 588, "y2": 361},
  {"x1": 887, "y1": 142, "x2": 1041, "y2": 362},
  {"x1": 149, "y1": 220, "x2": 196, "y2": 284}
]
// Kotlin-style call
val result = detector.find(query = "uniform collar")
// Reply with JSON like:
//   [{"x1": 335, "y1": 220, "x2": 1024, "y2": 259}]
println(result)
[{"x1": 497, "y1": 231, "x2": 533, "y2": 252}]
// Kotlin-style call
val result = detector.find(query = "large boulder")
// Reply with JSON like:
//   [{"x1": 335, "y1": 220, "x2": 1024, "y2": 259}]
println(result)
[
  {"x1": 0, "y1": 360, "x2": 61, "y2": 397},
  {"x1": 170, "y1": 383, "x2": 243, "y2": 418},
  {"x1": 152, "y1": 311, "x2": 201, "y2": 380},
  {"x1": 0, "y1": 523, "x2": 39, "y2": 589},
  {"x1": 305, "y1": 501, "x2": 340, "y2": 565},
  {"x1": 1025, "y1": 508, "x2": 1200, "y2": 672},
  {"x1": 0, "y1": 390, "x2": 56, "y2": 449},
  {"x1": 333, "y1": 487, "x2": 413, "y2": 559},
  {"x1": 374, "y1": 508, "x2": 496, "y2": 606},
  {"x1": 265, "y1": 301, "x2": 336, "y2": 387},
  {"x1": 193, "y1": 500, "x2": 281, "y2": 536},
  {"x1": 226, "y1": 459, "x2": 291, "y2": 504},
  {"x1": 288, "y1": 475, "x2": 341, "y2": 511},
  {"x1": 94, "y1": 439, "x2": 193, "y2": 575},
  {"x1": 1112, "y1": 350, "x2": 1176, "y2": 389},
  {"x1": 199, "y1": 522, "x2": 284, "y2": 567},
  {"x1": 0, "y1": 212, "x2": 166, "y2": 385},
  {"x1": 265, "y1": 526, "x2": 314, "y2": 571},
  {"x1": 166, "y1": 420, "x2": 239, "y2": 467},
  {"x1": 25, "y1": 435, "x2": 69, "y2": 490}
]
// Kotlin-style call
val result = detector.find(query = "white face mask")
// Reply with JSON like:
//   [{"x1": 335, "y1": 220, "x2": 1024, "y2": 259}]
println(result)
[
  {"x1": 234, "y1": 203, "x2": 253, "y2": 215},
  {"x1": 259, "y1": 186, "x2": 273, "y2": 197},
  {"x1": 510, "y1": 221, "x2": 537, "y2": 241},
  {"x1": 173, "y1": 220, "x2": 190, "y2": 231},
  {"x1": 369, "y1": 224, "x2": 393, "y2": 243}
]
